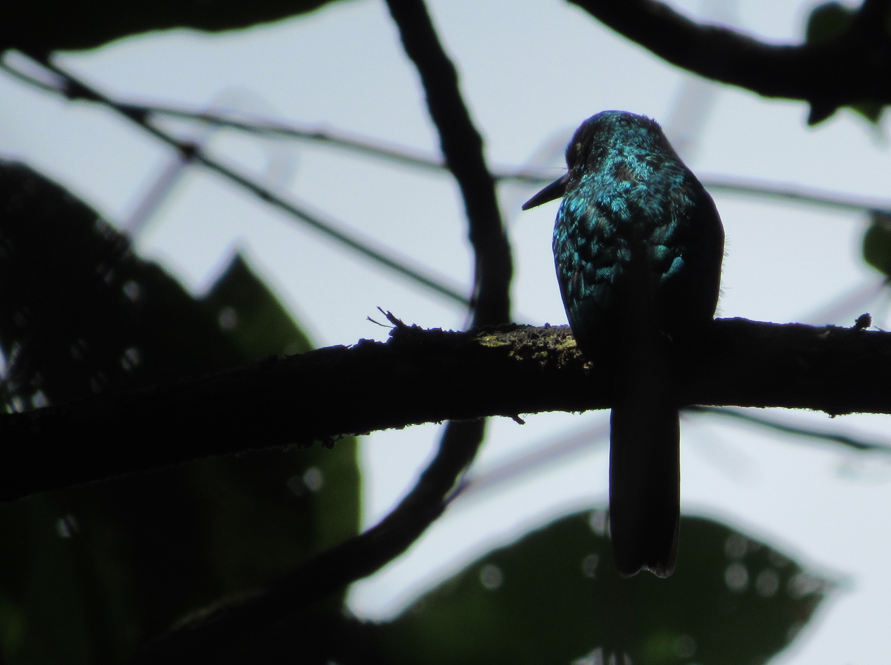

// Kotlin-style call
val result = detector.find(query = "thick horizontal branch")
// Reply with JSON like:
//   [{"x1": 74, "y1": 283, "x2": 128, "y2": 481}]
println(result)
[
  {"x1": 570, "y1": 0, "x2": 891, "y2": 119},
  {"x1": 1, "y1": 317, "x2": 888, "y2": 502}
]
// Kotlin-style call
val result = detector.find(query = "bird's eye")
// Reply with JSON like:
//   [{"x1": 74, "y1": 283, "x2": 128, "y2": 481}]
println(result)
[{"x1": 566, "y1": 141, "x2": 581, "y2": 168}]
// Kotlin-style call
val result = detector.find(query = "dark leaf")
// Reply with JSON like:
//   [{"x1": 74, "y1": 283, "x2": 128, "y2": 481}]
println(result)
[
  {"x1": 862, "y1": 211, "x2": 891, "y2": 277},
  {"x1": 378, "y1": 510, "x2": 834, "y2": 665},
  {"x1": 804, "y1": 2, "x2": 855, "y2": 45},
  {"x1": 804, "y1": 3, "x2": 886, "y2": 125},
  {"x1": 0, "y1": 161, "x2": 359, "y2": 661}
]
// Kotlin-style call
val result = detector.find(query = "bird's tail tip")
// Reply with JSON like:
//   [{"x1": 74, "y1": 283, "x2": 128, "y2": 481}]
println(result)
[{"x1": 608, "y1": 400, "x2": 680, "y2": 578}]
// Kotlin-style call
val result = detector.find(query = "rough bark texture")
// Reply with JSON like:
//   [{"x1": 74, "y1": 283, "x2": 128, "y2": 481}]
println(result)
[{"x1": 1, "y1": 317, "x2": 888, "y2": 502}]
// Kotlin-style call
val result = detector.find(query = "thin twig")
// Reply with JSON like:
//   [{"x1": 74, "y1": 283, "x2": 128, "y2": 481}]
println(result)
[
  {"x1": 101, "y1": 105, "x2": 891, "y2": 217},
  {"x1": 453, "y1": 404, "x2": 891, "y2": 510},
  {"x1": 454, "y1": 404, "x2": 891, "y2": 506},
  {"x1": 7, "y1": 59, "x2": 891, "y2": 216},
  {"x1": 7, "y1": 54, "x2": 472, "y2": 309},
  {"x1": 453, "y1": 419, "x2": 610, "y2": 503},
  {"x1": 126, "y1": 100, "x2": 455, "y2": 175},
  {"x1": 689, "y1": 406, "x2": 891, "y2": 453},
  {"x1": 701, "y1": 177, "x2": 891, "y2": 215}
]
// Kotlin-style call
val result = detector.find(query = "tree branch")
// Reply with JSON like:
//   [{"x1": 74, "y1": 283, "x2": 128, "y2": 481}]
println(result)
[
  {"x1": 137, "y1": 419, "x2": 485, "y2": 663},
  {"x1": 690, "y1": 406, "x2": 891, "y2": 453},
  {"x1": 9, "y1": 54, "x2": 472, "y2": 308},
  {"x1": 385, "y1": 0, "x2": 513, "y2": 325},
  {"x1": 569, "y1": 0, "x2": 891, "y2": 122},
  {"x1": 1, "y1": 317, "x2": 888, "y2": 503},
  {"x1": 7, "y1": 58, "x2": 891, "y2": 218}
]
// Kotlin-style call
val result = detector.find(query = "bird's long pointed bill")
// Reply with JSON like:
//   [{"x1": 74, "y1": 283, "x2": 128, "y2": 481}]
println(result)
[{"x1": 522, "y1": 173, "x2": 570, "y2": 210}]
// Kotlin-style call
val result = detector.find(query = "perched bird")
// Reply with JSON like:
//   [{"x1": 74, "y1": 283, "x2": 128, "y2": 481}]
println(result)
[{"x1": 523, "y1": 111, "x2": 724, "y2": 577}]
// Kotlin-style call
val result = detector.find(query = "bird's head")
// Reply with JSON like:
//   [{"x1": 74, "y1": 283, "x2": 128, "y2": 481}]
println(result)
[{"x1": 522, "y1": 111, "x2": 669, "y2": 210}]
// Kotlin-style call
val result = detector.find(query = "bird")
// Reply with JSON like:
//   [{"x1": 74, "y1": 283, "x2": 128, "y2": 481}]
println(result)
[{"x1": 523, "y1": 111, "x2": 724, "y2": 577}]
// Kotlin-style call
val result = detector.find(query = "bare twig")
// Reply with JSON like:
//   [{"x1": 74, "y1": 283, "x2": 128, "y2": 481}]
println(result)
[
  {"x1": 689, "y1": 406, "x2": 891, "y2": 453},
  {"x1": 701, "y1": 176, "x2": 891, "y2": 215},
  {"x1": 5, "y1": 53, "x2": 472, "y2": 309},
  {"x1": 454, "y1": 403, "x2": 891, "y2": 506},
  {"x1": 7, "y1": 59, "x2": 891, "y2": 217},
  {"x1": 453, "y1": 419, "x2": 610, "y2": 502}
]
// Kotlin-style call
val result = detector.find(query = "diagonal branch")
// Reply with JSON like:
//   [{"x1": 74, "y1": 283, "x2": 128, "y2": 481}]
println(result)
[
  {"x1": 385, "y1": 0, "x2": 513, "y2": 326},
  {"x1": 137, "y1": 418, "x2": 484, "y2": 663},
  {"x1": 7, "y1": 53, "x2": 472, "y2": 308},
  {"x1": 569, "y1": 0, "x2": 891, "y2": 122}
]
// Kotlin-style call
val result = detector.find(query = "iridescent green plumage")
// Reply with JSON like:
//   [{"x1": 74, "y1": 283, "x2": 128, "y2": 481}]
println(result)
[{"x1": 524, "y1": 111, "x2": 724, "y2": 576}]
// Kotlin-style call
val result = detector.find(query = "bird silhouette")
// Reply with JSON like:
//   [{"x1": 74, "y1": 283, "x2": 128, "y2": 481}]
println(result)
[{"x1": 523, "y1": 111, "x2": 724, "y2": 576}]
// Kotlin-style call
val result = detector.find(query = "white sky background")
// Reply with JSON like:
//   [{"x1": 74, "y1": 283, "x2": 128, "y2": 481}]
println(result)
[{"x1": 3, "y1": 0, "x2": 891, "y2": 662}]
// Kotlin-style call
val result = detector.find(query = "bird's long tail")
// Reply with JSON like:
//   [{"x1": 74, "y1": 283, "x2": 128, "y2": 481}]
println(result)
[
  {"x1": 609, "y1": 398, "x2": 679, "y2": 576},
  {"x1": 608, "y1": 325, "x2": 679, "y2": 577}
]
